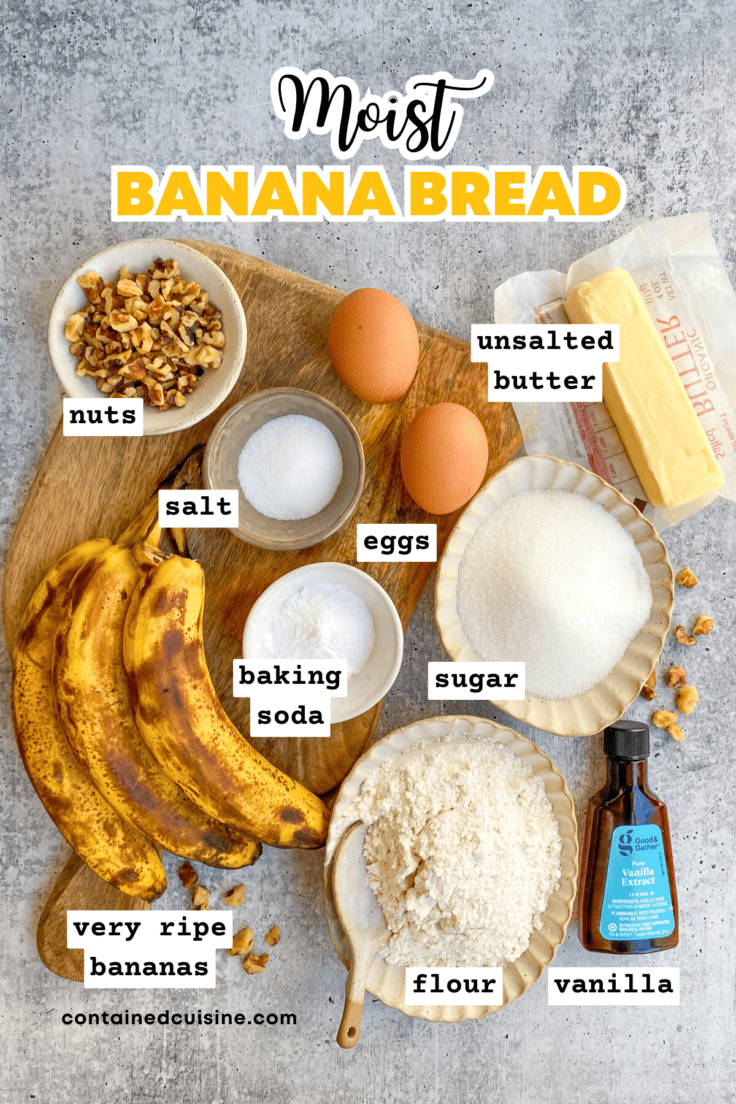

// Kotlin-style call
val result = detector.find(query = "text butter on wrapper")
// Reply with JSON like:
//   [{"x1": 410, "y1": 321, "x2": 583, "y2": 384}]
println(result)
[{"x1": 564, "y1": 268, "x2": 723, "y2": 509}]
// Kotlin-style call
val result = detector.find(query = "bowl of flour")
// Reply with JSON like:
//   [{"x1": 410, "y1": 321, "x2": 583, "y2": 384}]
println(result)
[
  {"x1": 435, "y1": 455, "x2": 674, "y2": 737},
  {"x1": 324, "y1": 715, "x2": 578, "y2": 1022}
]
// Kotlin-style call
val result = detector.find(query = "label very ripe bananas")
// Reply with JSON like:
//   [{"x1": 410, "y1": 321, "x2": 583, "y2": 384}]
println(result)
[
  {"x1": 234, "y1": 660, "x2": 348, "y2": 738},
  {"x1": 68, "y1": 911, "x2": 232, "y2": 989}
]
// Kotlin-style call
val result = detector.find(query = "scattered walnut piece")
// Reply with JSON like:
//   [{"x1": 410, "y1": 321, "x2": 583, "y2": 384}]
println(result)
[
  {"x1": 223, "y1": 883, "x2": 246, "y2": 908},
  {"x1": 692, "y1": 615, "x2": 713, "y2": 636},
  {"x1": 667, "y1": 723, "x2": 686, "y2": 742},
  {"x1": 640, "y1": 670, "x2": 657, "y2": 701},
  {"x1": 229, "y1": 928, "x2": 255, "y2": 957},
  {"x1": 676, "y1": 566, "x2": 698, "y2": 588},
  {"x1": 665, "y1": 666, "x2": 687, "y2": 688},
  {"x1": 675, "y1": 625, "x2": 697, "y2": 646},
  {"x1": 264, "y1": 925, "x2": 281, "y2": 947},
  {"x1": 652, "y1": 710, "x2": 678, "y2": 729},
  {"x1": 191, "y1": 885, "x2": 210, "y2": 910},
  {"x1": 243, "y1": 953, "x2": 269, "y2": 975},
  {"x1": 177, "y1": 861, "x2": 198, "y2": 891},
  {"x1": 676, "y1": 685, "x2": 699, "y2": 715}
]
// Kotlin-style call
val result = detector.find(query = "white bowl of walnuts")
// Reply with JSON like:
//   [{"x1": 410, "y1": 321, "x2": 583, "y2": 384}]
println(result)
[{"x1": 48, "y1": 238, "x2": 247, "y2": 436}]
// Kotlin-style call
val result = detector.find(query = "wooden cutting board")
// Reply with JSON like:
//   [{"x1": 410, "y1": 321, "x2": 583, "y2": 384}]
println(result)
[
  {"x1": 3, "y1": 240, "x2": 520, "y2": 790},
  {"x1": 2, "y1": 241, "x2": 521, "y2": 977}
]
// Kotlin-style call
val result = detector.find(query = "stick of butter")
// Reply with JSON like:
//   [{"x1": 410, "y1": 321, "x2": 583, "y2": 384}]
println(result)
[{"x1": 564, "y1": 268, "x2": 723, "y2": 508}]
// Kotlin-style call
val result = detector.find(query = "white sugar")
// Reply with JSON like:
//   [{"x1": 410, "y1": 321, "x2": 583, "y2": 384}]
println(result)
[
  {"x1": 456, "y1": 490, "x2": 652, "y2": 699},
  {"x1": 238, "y1": 414, "x2": 343, "y2": 521}
]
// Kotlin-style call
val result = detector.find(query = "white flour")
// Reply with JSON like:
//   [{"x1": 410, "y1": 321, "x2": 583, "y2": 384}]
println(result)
[{"x1": 349, "y1": 735, "x2": 562, "y2": 968}]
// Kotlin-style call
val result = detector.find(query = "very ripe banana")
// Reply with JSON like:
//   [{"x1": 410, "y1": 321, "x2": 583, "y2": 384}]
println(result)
[
  {"x1": 123, "y1": 555, "x2": 331, "y2": 848},
  {"x1": 54, "y1": 542, "x2": 261, "y2": 869},
  {"x1": 11, "y1": 539, "x2": 166, "y2": 901}
]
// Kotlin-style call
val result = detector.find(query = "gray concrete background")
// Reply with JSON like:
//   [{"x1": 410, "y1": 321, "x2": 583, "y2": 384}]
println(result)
[{"x1": 2, "y1": 2, "x2": 735, "y2": 1102}]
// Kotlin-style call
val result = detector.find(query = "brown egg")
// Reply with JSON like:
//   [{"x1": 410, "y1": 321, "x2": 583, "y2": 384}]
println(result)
[
  {"x1": 400, "y1": 403, "x2": 489, "y2": 515},
  {"x1": 328, "y1": 287, "x2": 419, "y2": 403}
]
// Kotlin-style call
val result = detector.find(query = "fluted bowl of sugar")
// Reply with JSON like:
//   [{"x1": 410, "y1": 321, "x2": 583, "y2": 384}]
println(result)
[
  {"x1": 203, "y1": 388, "x2": 365, "y2": 550},
  {"x1": 435, "y1": 455, "x2": 674, "y2": 737},
  {"x1": 243, "y1": 562, "x2": 404, "y2": 723}
]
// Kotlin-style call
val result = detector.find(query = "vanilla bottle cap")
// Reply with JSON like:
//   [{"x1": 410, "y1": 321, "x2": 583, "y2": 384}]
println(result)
[{"x1": 603, "y1": 719, "x2": 650, "y2": 761}]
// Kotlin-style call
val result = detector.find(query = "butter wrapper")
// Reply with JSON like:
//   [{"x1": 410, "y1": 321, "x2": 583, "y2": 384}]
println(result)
[{"x1": 495, "y1": 213, "x2": 736, "y2": 530}]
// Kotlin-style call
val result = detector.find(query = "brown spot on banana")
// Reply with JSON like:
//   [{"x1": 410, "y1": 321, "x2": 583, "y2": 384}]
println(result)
[
  {"x1": 123, "y1": 556, "x2": 331, "y2": 848},
  {"x1": 280, "y1": 807, "x2": 309, "y2": 824},
  {"x1": 54, "y1": 542, "x2": 262, "y2": 870},
  {"x1": 12, "y1": 539, "x2": 166, "y2": 901}
]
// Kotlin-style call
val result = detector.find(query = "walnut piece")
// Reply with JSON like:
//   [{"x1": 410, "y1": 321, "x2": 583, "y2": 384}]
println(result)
[
  {"x1": 264, "y1": 925, "x2": 281, "y2": 947},
  {"x1": 676, "y1": 685, "x2": 699, "y2": 715},
  {"x1": 676, "y1": 567, "x2": 698, "y2": 588},
  {"x1": 652, "y1": 710, "x2": 678, "y2": 729},
  {"x1": 109, "y1": 309, "x2": 138, "y2": 333},
  {"x1": 667, "y1": 722, "x2": 686, "y2": 742},
  {"x1": 191, "y1": 885, "x2": 210, "y2": 910},
  {"x1": 223, "y1": 883, "x2": 246, "y2": 908},
  {"x1": 665, "y1": 666, "x2": 687, "y2": 688},
  {"x1": 692, "y1": 615, "x2": 713, "y2": 636},
  {"x1": 640, "y1": 670, "x2": 657, "y2": 701},
  {"x1": 64, "y1": 258, "x2": 224, "y2": 410},
  {"x1": 243, "y1": 953, "x2": 269, "y2": 975},
  {"x1": 177, "y1": 861, "x2": 198, "y2": 891},
  {"x1": 675, "y1": 625, "x2": 697, "y2": 646},
  {"x1": 65, "y1": 312, "x2": 87, "y2": 341},
  {"x1": 229, "y1": 928, "x2": 255, "y2": 957}
]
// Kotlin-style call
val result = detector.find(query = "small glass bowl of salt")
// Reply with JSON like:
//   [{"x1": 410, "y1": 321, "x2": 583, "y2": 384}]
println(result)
[{"x1": 204, "y1": 388, "x2": 365, "y2": 550}]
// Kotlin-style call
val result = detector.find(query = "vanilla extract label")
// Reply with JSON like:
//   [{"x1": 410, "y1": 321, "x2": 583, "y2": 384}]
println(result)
[
  {"x1": 548, "y1": 968, "x2": 679, "y2": 1006},
  {"x1": 601, "y1": 825, "x2": 675, "y2": 941},
  {"x1": 471, "y1": 324, "x2": 619, "y2": 402}
]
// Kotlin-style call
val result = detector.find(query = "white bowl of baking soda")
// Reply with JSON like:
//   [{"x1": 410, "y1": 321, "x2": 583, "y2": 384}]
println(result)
[{"x1": 243, "y1": 562, "x2": 404, "y2": 723}]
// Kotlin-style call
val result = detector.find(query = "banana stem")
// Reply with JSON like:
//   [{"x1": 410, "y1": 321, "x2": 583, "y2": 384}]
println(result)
[
  {"x1": 116, "y1": 444, "x2": 205, "y2": 552},
  {"x1": 116, "y1": 494, "x2": 160, "y2": 547},
  {"x1": 134, "y1": 538, "x2": 167, "y2": 571},
  {"x1": 169, "y1": 527, "x2": 190, "y2": 557}
]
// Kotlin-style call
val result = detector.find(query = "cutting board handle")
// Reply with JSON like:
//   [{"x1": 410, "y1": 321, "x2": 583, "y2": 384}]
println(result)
[{"x1": 37, "y1": 852, "x2": 150, "y2": 983}]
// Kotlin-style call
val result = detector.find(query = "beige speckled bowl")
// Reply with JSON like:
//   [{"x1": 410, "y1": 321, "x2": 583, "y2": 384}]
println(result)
[
  {"x1": 324, "y1": 714, "x2": 578, "y2": 1023},
  {"x1": 48, "y1": 238, "x2": 247, "y2": 436},
  {"x1": 435, "y1": 455, "x2": 674, "y2": 737}
]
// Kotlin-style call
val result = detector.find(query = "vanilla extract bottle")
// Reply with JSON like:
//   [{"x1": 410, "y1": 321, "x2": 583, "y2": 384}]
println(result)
[{"x1": 579, "y1": 720, "x2": 678, "y2": 954}]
